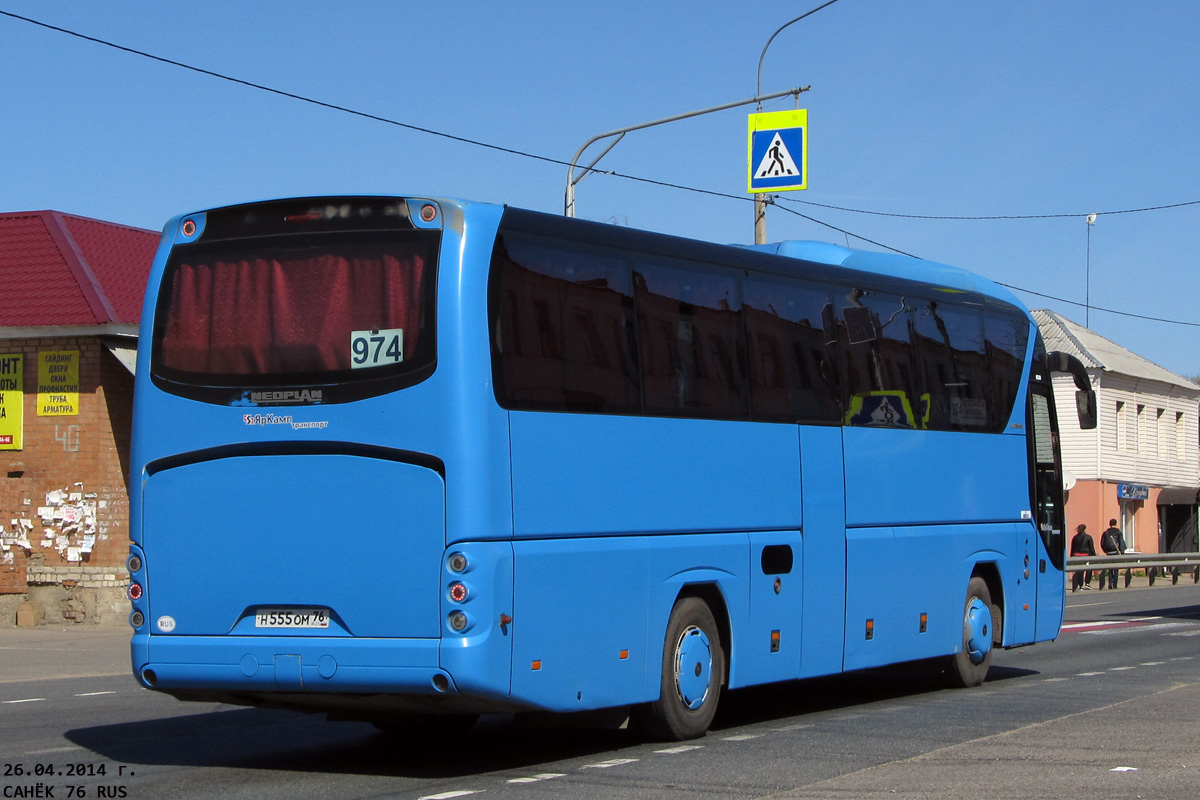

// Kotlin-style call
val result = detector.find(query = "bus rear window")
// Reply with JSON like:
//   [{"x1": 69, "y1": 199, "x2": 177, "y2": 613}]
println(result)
[{"x1": 151, "y1": 233, "x2": 438, "y2": 404}]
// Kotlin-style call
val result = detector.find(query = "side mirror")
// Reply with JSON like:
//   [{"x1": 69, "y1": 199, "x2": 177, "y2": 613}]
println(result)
[{"x1": 1076, "y1": 389, "x2": 1097, "y2": 430}]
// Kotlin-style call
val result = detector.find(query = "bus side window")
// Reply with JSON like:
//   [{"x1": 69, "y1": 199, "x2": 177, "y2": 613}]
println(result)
[
  {"x1": 838, "y1": 289, "x2": 921, "y2": 429},
  {"x1": 491, "y1": 235, "x2": 639, "y2": 413},
  {"x1": 633, "y1": 259, "x2": 748, "y2": 419},
  {"x1": 743, "y1": 278, "x2": 840, "y2": 424},
  {"x1": 911, "y1": 299, "x2": 989, "y2": 432},
  {"x1": 985, "y1": 310, "x2": 1031, "y2": 433}
]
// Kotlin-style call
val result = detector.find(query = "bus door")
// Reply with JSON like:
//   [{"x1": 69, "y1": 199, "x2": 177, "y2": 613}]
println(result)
[{"x1": 1030, "y1": 382, "x2": 1066, "y2": 640}]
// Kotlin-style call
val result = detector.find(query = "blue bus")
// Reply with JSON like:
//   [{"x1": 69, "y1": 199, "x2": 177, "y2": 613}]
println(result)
[{"x1": 127, "y1": 196, "x2": 1094, "y2": 740}]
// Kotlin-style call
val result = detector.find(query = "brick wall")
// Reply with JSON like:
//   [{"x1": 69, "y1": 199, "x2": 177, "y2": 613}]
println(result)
[{"x1": 0, "y1": 336, "x2": 132, "y2": 618}]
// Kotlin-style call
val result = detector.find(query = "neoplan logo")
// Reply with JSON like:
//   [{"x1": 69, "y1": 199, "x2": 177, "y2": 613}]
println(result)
[{"x1": 250, "y1": 389, "x2": 323, "y2": 405}]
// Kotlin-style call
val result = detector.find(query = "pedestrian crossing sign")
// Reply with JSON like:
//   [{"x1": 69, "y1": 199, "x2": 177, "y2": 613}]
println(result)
[{"x1": 748, "y1": 109, "x2": 807, "y2": 193}]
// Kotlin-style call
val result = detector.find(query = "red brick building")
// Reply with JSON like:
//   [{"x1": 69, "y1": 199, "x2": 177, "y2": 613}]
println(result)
[{"x1": 0, "y1": 211, "x2": 158, "y2": 625}]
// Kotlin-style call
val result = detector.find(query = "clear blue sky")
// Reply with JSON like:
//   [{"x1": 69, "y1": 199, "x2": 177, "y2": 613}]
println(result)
[{"x1": 2, "y1": 1, "x2": 1198, "y2": 376}]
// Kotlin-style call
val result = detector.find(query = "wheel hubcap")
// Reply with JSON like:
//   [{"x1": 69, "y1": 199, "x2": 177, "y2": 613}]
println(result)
[
  {"x1": 965, "y1": 597, "x2": 991, "y2": 664},
  {"x1": 674, "y1": 625, "x2": 713, "y2": 710}
]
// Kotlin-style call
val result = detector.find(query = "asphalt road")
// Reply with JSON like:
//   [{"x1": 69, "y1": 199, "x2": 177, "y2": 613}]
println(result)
[{"x1": 2, "y1": 578, "x2": 1198, "y2": 799}]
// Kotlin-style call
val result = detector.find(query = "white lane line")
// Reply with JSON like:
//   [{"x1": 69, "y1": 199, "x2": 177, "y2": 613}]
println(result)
[
  {"x1": 507, "y1": 774, "x2": 565, "y2": 784},
  {"x1": 418, "y1": 792, "x2": 482, "y2": 800},
  {"x1": 581, "y1": 758, "x2": 638, "y2": 769},
  {"x1": 1110, "y1": 666, "x2": 1137, "y2": 671},
  {"x1": 1140, "y1": 661, "x2": 1165, "y2": 667},
  {"x1": 1042, "y1": 677, "x2": 1070, "y2": 682},
  {"x1": 773, "y1": 723, "x2": 815, "y2": 732},
  {"x1": 655, "y1": 744, "x2": 704, "y2": 754},
  {"x1": 74, "y1": 690, "x2": 116, "y2": 697},
  {"x1": 26, "y1": 746, "x2": 84, "y2": 756},
  {"x1": 2, "y1": 698, "x2": 45, "y2": 704},
  {"x1": 723, "y1": 733, "x2": 762, "y2": 741},
  {"x1": 1076, "y1": 672, "x2": 1105, "y2": 677}
]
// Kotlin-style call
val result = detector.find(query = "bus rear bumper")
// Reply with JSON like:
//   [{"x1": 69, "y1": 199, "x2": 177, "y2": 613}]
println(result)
[{"x1": 135, "y1": 634, "x2": 450, "y2": 696}]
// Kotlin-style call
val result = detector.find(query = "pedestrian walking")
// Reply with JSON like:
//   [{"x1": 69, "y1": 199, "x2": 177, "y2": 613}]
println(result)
[
  {"x1": 1070, "y1": 523, "x2": 1095, "y2": 591},
  {"x1": 1100, "y1": 519, "x2": 1128, "y2": 589}
]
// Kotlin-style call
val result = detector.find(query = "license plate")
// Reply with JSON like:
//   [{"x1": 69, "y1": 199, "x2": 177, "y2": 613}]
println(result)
[{"x1": 254, "y1": 608, "x2": 330, "y2": 629}]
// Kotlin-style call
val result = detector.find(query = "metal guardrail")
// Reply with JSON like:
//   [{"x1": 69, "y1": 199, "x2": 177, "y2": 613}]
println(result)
[{"x1": 1066, "y1": 552, "x2": 1200, "y2": 586}]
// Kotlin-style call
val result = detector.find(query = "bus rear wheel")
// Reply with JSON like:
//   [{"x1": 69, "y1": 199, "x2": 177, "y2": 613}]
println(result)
[
  {"x1": 943, "y1": 576, "x2": 994, "y2": 688},
  {"x1": 635, "y1": 596, "x2": 724, "y2": 741}
]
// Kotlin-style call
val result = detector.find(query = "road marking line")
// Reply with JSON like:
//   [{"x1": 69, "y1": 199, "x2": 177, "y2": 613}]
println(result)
[
  {"x1": 418, "y1": 792, "x2": 481, "y2": 800},
  {"x1": 1076, "y1": 672, "x2": 1105, "y2": 676},
  {"x1": 723, "y1": 733, "x2": 762, "y2": 741},
  {"x1": 1110, "y1": 666, "x2": 1137, "y2": 671},
  {"x1": 581, "y1": 758, "x2": 638, "y2": 769},
  {"x1": 1140, "y1": 662, "x2": 1164, "y2": 666},
  {"x1": 2, "y1": 698, "x2": 45, "y2": 704},
  {"x1": 655, "y1": 745, "x2": 704, "y2": 754},
  {"x1": 507, "y1": 773, "x2": 565, "y2": 784},
  {"x1": 1042, "y1": 677, "x2": 1070, "y2": 682},
  {"x1": 74, "y1": 690, "x2": 116, "y2": 697}
]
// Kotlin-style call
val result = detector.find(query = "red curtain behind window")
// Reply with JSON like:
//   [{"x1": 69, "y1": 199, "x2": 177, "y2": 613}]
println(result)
[{"x1": 160, "y1": 245, "x2": 427, "y2": 375}]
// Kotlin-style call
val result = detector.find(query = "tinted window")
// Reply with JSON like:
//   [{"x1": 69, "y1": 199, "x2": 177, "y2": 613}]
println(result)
[
  {"x1": 912, "y1": 298, "x2": 989, "y2": 431},
  {"x1": 634, "y1": 259, "x2": 747, "y2": 418},
  {"x1": 986, "y1": 309, "x2": 1031, "y2": 429},
  {"x1": 488, "y1": 217, "x2": 1032, "y2": 433},
  {"x1": 837, "y1": 289, "x2": 922, "y2": 428},
  {"x1": 743, "y1": 278, "x2": 840, "y2": 423},
  {"x1": 491, "y1": 234, "x2": 639, "y2": 413}
]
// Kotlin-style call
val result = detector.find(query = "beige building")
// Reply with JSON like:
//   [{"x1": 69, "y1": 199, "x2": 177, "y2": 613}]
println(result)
[{"x1": 1034, "y1": 310, "x2": 1200, "y2": 555}]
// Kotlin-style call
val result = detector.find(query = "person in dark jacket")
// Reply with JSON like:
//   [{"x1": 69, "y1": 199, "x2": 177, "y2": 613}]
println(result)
[
  {"x1": 1070, "y1": 523, "x2": 1096, "y2": 591},
  {"x1": 1100, "y1": 519, "x2": 1128, "y2": 589}
]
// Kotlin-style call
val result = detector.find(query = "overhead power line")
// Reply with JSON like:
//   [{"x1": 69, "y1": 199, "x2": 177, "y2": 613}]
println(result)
[
  {"x1": 3, "y1": 8, "x2": 1198, "y2": 330},
  {"x1": 776, "y1": 195, "x2": 1200, "y2": 221}
]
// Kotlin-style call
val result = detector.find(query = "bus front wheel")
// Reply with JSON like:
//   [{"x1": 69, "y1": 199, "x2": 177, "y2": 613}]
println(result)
[
  {"x1": 635, "y1": 596, "x2": 724, "y2": 741},
  {"x1": 943, "y1": 576, "x2": 994, "y2": 688}
]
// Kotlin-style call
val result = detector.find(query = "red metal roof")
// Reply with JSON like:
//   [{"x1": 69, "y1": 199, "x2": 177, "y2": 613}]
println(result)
[{"x1": 0, "y1": 210, "x2": 159, "y2": 327}]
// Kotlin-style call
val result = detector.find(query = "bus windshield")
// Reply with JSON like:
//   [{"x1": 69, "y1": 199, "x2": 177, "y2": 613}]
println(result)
[{"x1": 151, "y1": 231, "x2": 439, "y2": 403}]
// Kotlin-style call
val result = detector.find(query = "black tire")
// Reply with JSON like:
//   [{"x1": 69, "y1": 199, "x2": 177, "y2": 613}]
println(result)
[
  {"x1": 371, "y1": 713, "x2": 479, "y2": 736},
  {"x1": 635, "y1": 596, "x2": 724, "y2": 741},
  {"x1": 943, "y1": 576, "x2": 994, "y2": 688}
]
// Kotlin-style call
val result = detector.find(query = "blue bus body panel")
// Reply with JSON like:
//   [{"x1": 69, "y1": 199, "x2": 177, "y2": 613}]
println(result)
[
  {"x1": 1035, "y1": 528, "x2": 1066, "y2": 641},
  {"x1": 509, "y1": 412, "x2": 802, "y2": 536},
  {"x1": 510, "y1": 531, "x2": 760, "y2": 711},
  {"x1": 843, "y1": 428, "x2": 1030, "y2": 527},
  {"x1": 796, "y1": 425, "x2": 847, "y2": 679},
  {"x1": 142, "y1": 454, "x2": 444, "y2": 639}
]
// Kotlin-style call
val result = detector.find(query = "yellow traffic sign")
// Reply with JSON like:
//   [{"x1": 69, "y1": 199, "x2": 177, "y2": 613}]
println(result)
[{"x1": 748, "y1": 109, "x2": 807, "y2": 193}]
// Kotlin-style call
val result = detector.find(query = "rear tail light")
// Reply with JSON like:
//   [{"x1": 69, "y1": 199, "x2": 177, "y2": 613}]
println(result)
[
  {"x1": 449, "y1": 582, "x2": 468, "y2": 603},
  {"x1": 449, "y1": 612, "x2": 468, "y2": 632},
  {"x1": 128, "y1": 582, "x2": 143, "y2": 601}
]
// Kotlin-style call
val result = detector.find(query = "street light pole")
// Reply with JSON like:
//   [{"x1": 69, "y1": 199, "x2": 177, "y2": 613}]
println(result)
[
  {"x1": 754, "y1": 0, "x2": 841, "y2": 244},
  {"x1": 565, "y1": 87, "x2": 806, "y2": 218}
]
